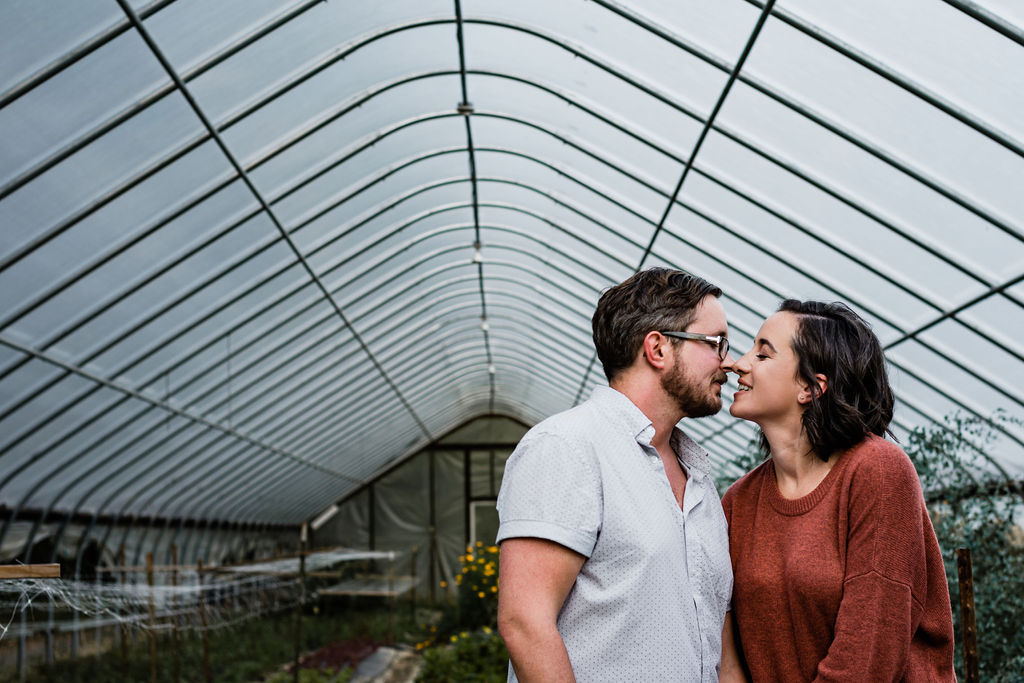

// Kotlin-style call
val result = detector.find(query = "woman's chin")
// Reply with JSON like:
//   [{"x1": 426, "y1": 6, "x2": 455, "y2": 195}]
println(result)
[{"x1": 729, "y1": 402, "x2": 753, "y2": 421}]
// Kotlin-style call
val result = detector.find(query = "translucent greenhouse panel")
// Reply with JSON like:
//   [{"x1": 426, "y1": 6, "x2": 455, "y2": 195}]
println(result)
[
  {"x1": 473, "y1": 149, "x2": 659, "y2": 248},
  {"x1": 0, "y1": 371, "x2": 108, "y2": 487},
  {"x1": 352, "y1": 267, "x2": 479, "y2": 331},
  {"x1": 486, "y1": 317, "x2": 591, "y2": 377},
  {"x1": 0, "y1": 1, "x2": 122, "y2": 94},
  {"x1": 465, "y1": 76, "x2": 689, "y2": 190},
  {"x1": 478, "y1": 208, "x2": 631, "y2": 287},
  {"x1": 916, "y1": 318, "x2": 1024, "y2": 415},
  {"x1": 249, "y1": 80, "x2": 466, "y2": 199},
  {"x1": 460, "y1": 15, "x2": 723, "y2": 149},
  {"x1": 88, "y1": 427, "x2": 245, "y2": 520},
  {"x1": 309, "y1": 216, "x2": 475, "y2": 300},
  {"x1": 14, "y1": 216, "x2": 282, "y2": 363},
  {"x1": 484, "y1": 264, "x2": 595, "y2": 328},
  {"x1": 714, "y1": 79, "x2": 1024, "y2": 285},
  {"x1": 250, "y1": 353, "x2": 389, "y2": 450},
  {"x1": 677, "y1": 172, "x2": 942, "y2": 333},
  {"x1": 484, "y1": 271, "x2": 598, "y2": 326},
  {"x1": 269, "y1": 117, "x2": 467, "y2": 237},
  {"x1": 475, "y1": 181, "x2": 646, "y2": 267},
  {"x1": 17, "y1": 399, "x2": 166, "y2": 513},
  {"x1": 743, "y1": 4, "x2": 1024, "y2": 227},
  {"x1": 136, "y1": 0, "x2": 298, "y2": 71},
  {"x1": 133, "y1": 279, "x2": 334, "y2": 405},
  {"x1": 57, "y1": 418, "x2": 217, "y2": 517},
  {"x1": 0, "y1": 29, "x2": 178, "y2": 191},
  {"x1": 179, "y1": 2, "x2": 453, "y2": 127},
  {"x1": 957, "y1": 293, "x2": 1024, "y2": 366},
  {"x1": 647, "y1": 237, "x2": 784, "y2": 324},
  {"x1": 473, "y1": 115, "x2": 674, "y2": 218},
  {"x1": 693, "y1": 128, "x2": 989, "y2": 312},
  {"x1": 889, "y1": 337, "x2": 1020, "y2": 421},
  {"x1": 782, "y1": 0, "x2": 1024, "y2": 168}
]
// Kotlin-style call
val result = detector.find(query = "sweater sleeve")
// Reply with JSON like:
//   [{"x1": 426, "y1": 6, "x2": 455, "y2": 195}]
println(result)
[{"x1": 813, "y1": 440, "x2": 929, "y2": 682}]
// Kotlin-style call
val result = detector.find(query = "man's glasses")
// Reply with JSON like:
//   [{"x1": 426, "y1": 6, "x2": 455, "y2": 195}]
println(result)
[{"x1": 659, "y1": 331, "x2": 730, "y2": 361}]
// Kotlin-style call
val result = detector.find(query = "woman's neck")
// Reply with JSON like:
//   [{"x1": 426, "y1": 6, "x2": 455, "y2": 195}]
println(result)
[{"x1": 763, "y1": 422, "x2": 837, "y2": 499}]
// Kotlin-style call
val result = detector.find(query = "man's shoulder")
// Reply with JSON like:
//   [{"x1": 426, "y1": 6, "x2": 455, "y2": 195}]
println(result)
[{"x1": 522, "y1": 397, "x2": 612, "y2": 443}]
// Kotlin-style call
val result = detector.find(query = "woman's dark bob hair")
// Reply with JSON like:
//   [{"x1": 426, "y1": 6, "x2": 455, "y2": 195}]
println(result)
[{"x1": 768, "y1": 299, "x2": 895, "y2": 460}]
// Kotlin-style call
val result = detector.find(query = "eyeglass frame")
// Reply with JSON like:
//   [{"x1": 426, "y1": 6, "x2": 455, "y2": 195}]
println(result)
[{"x1": 658, "y1": 330, "x2": 730, "y2": 360}]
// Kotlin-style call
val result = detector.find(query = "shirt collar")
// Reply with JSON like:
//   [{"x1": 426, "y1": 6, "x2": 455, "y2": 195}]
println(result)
[{"x1": 589, "y1": 386, "x2": 712, "y2": 477}]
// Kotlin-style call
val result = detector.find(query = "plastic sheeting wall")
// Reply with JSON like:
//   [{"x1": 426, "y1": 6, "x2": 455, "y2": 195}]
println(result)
[{"x1": 318, "y1": 416, "x2": 525, "y2": 600}]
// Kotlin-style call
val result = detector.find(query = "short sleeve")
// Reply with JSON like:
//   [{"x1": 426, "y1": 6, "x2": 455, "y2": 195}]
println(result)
[{"x1": 495, "y1": 430, "x2": 602, "y2": 557}]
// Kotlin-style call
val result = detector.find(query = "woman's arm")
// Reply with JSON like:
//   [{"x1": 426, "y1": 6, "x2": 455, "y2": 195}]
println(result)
[
  {"x1": 813, "y1": 443, "x2": 951, "y2": 682},
  {"x1": 719, "y1": 611, "x2": 748, "y2": 682}
]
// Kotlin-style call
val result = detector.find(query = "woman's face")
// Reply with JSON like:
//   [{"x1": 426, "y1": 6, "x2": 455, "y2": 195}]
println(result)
[{"x1": 727, "y1": 311, "x2": 808, "y2": 427}]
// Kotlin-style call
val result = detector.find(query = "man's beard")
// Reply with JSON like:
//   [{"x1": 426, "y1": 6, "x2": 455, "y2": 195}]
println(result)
[{"x1": 661, "y1": 360, "x2": 722, "y2": 418}]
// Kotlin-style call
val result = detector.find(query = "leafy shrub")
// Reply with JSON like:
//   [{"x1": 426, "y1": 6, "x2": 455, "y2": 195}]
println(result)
[
  {"x1": 416, "y1": 629, "x2": 508, "y2": 683},
  {"x1": 414, "y1": 543, "x2": 507, "y2": 681},
  {"x1": 905, "y1": 411, "x2": 1024, "y2": 681}
]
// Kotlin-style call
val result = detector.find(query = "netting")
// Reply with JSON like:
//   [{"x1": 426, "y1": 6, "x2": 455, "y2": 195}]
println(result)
[{"x1": 0, "y1": 548, "x2": 402, "y2": 642}]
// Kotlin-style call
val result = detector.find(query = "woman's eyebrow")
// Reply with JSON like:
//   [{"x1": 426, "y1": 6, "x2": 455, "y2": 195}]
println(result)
[{"x1": 757, "y1": 338, "x2": 778, "y2": 353}]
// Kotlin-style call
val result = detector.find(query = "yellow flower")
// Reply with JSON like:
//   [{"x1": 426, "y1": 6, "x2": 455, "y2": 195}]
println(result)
[
  {"x1": 439, "y1": 581, "x2": 447, "y2": 588},
  {"x1": 487, "y1": 545, "x2": 499, "y2": 553},
  {"x1": 466, "y1": 554, "x2": 474, "y2": 562},
  {"x1": 461, "y1": 631, "x2": 468, "y2": 638},
  {"x1": 415, "y1": 643, "x2": 424, "y2": 650},
  {"x1": 476, "y1": 541, "x2": 483, "y2": 547},
  {"x1": 482, "y1": 626, "x2": 492, "y2": 634},
  {"x1": 491, "y1": 585, "x2": 498, "y2": 593},
  {"x1": 430, "y1": 626, "x2": 437, "y2": 632},
  {"x1": 451, "y1": 635, "x2": 458, "y2": 642}
]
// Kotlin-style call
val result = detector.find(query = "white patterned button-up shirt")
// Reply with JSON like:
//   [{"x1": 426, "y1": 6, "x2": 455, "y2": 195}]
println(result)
[{"x1": 496, "y1": 386, "x2": 732, "y2": 682}]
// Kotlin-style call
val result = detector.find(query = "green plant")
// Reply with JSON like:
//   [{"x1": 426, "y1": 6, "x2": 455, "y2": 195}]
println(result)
[
  {"x1": 266, "y1": 666, "x2": 353, "y2": 683},
  {"x1": 905, "y1": 411, "x2": 1024, "y2": 681},
  {"x1": 416, "y1": 628, "x2": 508, "y2": 683}
]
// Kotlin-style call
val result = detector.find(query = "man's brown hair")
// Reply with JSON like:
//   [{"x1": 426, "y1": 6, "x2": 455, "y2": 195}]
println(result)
[{"x1": 592, "y1": 268, "x2": 722, "y2": 382}]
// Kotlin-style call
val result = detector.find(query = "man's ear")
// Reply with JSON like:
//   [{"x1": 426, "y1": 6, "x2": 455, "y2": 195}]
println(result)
[
  {"x1": 642, "y1": 331, "x2": 670, "y2": 370},
  {"x1": 797, "y1": 373, "x2": 828, "y2": 404}
]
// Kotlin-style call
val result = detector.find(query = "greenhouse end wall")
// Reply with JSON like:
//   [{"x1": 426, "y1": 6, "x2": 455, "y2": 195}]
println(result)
[{"x1": 315, "y1": 416, "x2": 528, "y2": 601}]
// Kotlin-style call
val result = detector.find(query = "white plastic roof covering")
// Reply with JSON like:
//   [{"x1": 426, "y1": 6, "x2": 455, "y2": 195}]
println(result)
[{"x1": 1, "y1": 0, "x2": 1023, "y2": 542}]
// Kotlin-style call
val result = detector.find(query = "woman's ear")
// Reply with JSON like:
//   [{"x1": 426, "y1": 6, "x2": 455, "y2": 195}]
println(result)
[
  {"x1": 643, "y1": 331, "x2": 669, "y2": 370},
  {"x1": 798, "y1": 373, "x2": 828, "y2": 404}
]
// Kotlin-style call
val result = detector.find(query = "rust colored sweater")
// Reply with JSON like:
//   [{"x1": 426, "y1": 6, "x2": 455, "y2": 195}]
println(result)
[{"x1": 722, "y1": 435, "x2": 955, "y2": 682}]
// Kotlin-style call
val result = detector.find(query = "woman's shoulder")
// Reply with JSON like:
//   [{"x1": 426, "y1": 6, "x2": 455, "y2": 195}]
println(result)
[
  {"x1": 841, "y1": 434, "x2": 923, "y2": 495},
  {"x1": 723, "y1": 457, "x2": 772, "y2": 503}
]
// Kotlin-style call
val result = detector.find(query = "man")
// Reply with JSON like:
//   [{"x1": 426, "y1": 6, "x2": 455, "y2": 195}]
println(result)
[{"x1": 496, "y1": 268, "x2": 736, "y2": 682}]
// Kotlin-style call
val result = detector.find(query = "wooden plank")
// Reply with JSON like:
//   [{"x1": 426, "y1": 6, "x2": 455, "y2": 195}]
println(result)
[
  {"x1": 0, "y1": 564, "x2": 60, "y2": 579},
  {"x1": 957, "y1": 548, "x2": 979, "y2": 683}
]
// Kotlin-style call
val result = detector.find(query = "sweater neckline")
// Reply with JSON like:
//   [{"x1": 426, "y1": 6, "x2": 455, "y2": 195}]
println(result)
[{"x1": 763, "y1": 454, "x2": 847, "y2": 515}]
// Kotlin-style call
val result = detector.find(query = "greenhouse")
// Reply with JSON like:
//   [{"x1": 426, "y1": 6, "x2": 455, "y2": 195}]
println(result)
[{"x1": 1, "y1": 0, "x2": 1022, "y2": 680}]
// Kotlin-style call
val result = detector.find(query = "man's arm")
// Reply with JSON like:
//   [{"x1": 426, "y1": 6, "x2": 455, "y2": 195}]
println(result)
[{"x1": 497, "y1": 537, "x2": 586, "y2": 683}]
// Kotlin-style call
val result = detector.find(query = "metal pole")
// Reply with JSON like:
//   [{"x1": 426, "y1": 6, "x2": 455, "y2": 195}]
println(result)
[
  {"x1": 146, "y1": 553, "x2": 156, "y2": 683},
  {"x1": 197, "y1": 559, "x2": 211, "y2": 683},
  {"x1": 171, "y1": 545, "x2": 180, "y2": 683},
  {"x1": 956, "y1": 548, "x2": 979, "y2": 683},
  {"x1": 293, "y1": 523, "x2": 307, "y2": 683}
]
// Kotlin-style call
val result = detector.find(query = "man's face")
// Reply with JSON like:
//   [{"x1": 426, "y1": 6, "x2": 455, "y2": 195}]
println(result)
[{"x1": 660, "y1": 296, "x2": 730, "y2": 418}]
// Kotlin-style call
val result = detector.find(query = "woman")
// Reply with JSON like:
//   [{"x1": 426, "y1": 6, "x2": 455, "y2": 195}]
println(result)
[{"x1": 719, "y1": 300, "x2": 955, "y2": 682}]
